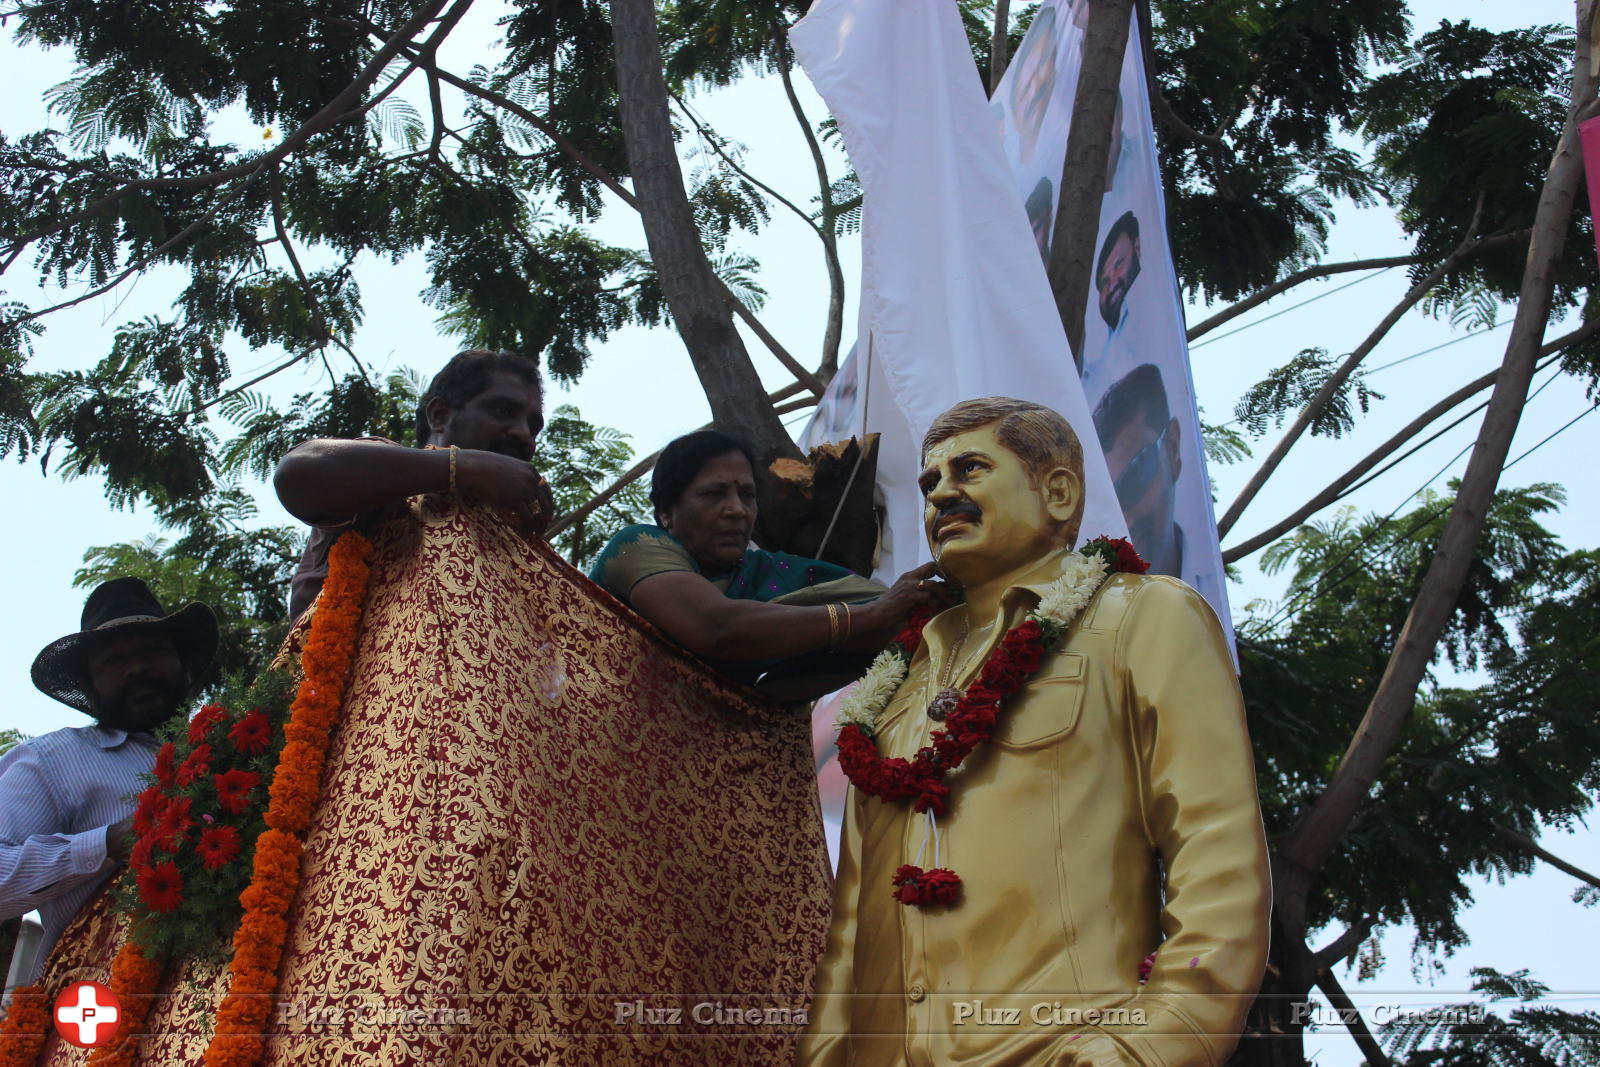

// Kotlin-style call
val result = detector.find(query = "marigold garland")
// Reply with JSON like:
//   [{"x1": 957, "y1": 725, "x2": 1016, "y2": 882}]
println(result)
[
  {"x1": 836, "y1": 537, "x2": 1148, "y2": 907},
  {"x1": 81, "y1": 944, "x2": 164, "y2": 1065},
  {"x1": 0, "y1": 984, "x2": 48, "y2": 1067},
  {"x1": 203, "y1": 529, "x2": 372, "y2": 1067}
]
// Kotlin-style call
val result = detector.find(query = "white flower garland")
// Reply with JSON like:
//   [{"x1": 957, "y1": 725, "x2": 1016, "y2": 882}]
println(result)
[{"x1": 834, "y1": 551, "x2": 1112, "y2": 735}]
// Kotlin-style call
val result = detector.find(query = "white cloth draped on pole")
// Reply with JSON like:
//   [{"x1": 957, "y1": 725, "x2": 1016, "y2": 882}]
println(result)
[{"x1": 791, "y1": 0, "x2": 1126, "y2": 582}]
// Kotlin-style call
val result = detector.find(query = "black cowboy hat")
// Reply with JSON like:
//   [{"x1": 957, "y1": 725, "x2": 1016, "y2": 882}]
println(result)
[{"x1": 30, "y1": 577, "x2": 219, "y2": 715}]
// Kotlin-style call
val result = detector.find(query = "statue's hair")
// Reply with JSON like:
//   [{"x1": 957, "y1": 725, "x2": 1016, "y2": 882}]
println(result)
[{"x1": 922, "y1": 397, "x2": 1085, "y2": 538}]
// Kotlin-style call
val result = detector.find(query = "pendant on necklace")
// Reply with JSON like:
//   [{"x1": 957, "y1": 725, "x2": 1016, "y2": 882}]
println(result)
[{"x1": 927, "y1": 687, "x2": 960, "y2": 722}]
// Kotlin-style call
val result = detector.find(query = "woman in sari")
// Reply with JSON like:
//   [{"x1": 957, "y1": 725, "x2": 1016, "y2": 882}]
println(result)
[{"x1": 591, "y1": 430, "x2": 944, "y2": 685}]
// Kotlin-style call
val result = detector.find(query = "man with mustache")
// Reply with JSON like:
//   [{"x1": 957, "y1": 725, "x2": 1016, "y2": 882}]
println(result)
[
  {"x1": 1, "y1": 578, "x2": 218, "y2": 982},
  {"x1": 1080, "y1": 211, "x2": 1142, "y2": 385},
  {"x1": 275, "y1": 349, "x2": 556, "y2": 619},
  {"x1": 800, "y1": 397, "x2": 1269, "y2": 1066}
]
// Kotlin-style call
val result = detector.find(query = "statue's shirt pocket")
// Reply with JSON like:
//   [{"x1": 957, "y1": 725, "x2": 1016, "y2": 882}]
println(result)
[{"x1": 992, "y1": 652, "x2": 1085, "y2": 748}]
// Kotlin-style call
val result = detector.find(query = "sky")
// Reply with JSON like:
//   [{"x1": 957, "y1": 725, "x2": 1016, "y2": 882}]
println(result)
[{"x1": 1, "y1": 0, "x2": 1594, "y2": 1058}]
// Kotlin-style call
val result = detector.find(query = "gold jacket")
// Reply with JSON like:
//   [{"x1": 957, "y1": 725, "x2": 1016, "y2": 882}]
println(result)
[{"x1": 798, "y1": 553, "x2": 1271, "y2": 1066}]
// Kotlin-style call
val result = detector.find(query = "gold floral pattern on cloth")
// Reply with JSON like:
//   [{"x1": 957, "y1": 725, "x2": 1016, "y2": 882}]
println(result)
[{"x1": 34, "y1": 496, "x2": 831, "y2": 1065}]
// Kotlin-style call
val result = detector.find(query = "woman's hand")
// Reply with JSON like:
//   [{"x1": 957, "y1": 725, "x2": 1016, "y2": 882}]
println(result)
[{"x1": 844, "y1": 562, "x2": 956, "y2": 651}]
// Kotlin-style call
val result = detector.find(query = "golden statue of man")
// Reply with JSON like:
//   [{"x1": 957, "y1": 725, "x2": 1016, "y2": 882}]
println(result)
[{"x1": 799, "y1": 397, "x2": 1271, "y2": 1066}]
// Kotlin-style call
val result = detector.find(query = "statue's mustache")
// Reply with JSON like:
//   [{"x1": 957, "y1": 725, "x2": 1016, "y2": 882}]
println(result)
[{"x1": 933, "y1": 501, "x2": 982, "y2": 535}]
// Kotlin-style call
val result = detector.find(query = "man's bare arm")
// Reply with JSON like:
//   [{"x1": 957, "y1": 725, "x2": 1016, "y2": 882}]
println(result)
[{"x1": 274, "y1": 439, "x2": 551, "y2": 530}]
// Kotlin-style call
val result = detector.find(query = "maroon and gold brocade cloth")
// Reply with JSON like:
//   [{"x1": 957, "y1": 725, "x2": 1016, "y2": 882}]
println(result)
[{"x1": 36, "y1": 497, "x2": 832, "y2": 1064}]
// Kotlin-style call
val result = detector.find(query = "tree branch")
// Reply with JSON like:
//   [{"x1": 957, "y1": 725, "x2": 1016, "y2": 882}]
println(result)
[
  {"x1": 1313, "y1": 916, "x2": 1375, "y2": 971},
  {"x1": 1134, "y1": 0, "x2": 1226, "y2": 150},
  {"x1": 775, "y1": 28, "x2": 846, "y2": 380},
  {"x1": 1187, "y1": 255, "x2": 1424, "y2": 342},
  {"x1": 673, "y1": 94, "x2": 822, "y2": 238},
  {"x1": 1216, "y1": 230, "x2": 1523, "y2": 538},
  {"x1": 3, "y1": 0, "x2": 463, "y2": 264},
  {"x1": 1315, "y1": 967, "x2": 1392, "y2": 1067},
  {"x1": 1222, "y1": 316, "x2": 1598, "y2": 562},
  {"x1": 413, "y1": 51, "x2": 823, "y2": 396},
  {"x1": 1492, "y1": 823, "x2": 1600, "y2": 890}
]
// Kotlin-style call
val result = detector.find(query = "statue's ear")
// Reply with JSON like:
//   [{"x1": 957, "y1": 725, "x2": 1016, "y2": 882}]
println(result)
[{"x1": 1042, "y1": 467, "x2": 1081, "y2": 524}]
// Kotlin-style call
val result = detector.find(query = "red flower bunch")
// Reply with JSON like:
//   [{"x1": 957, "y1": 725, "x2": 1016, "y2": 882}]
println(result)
[
  {"x1": 891, "y1": 865, "x2": 962, "y2": 907},
  {"x1": 1084, "y1": 535, "x2": 1150, "y2": 575}
]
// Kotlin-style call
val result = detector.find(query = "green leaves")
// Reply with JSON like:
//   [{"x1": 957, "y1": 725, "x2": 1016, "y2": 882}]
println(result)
[
  {"x1": 1242, "y1": 483, "x2": 1595, "y2": 953},
  {"x1": 531, "y1": 403, "x2": 650, "y2": 568},
  {"x1": 1234, "y1": 347, "x2": 1384, "y2": 439}
]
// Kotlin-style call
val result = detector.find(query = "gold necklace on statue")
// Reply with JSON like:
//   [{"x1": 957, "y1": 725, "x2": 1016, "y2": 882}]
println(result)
[{"x1": 927, "y1": 617, "x2": 991, "y2": 722}]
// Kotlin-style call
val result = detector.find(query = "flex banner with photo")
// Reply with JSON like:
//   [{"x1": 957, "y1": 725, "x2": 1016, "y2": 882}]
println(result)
[{"x1": 994, "y1": 0, "x2": 1235, "y2": 636}]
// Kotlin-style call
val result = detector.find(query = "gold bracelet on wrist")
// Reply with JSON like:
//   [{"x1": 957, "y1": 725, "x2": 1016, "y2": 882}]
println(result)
[
  {"x1": 841, "y1": 602, "x2": 853, "y2": 645},
  {"x1": 826, "y1": 602, "x2": 841, "y2": 649},
  {"x1": 448, "y1": 445, "x2": 459, "y2": 494}
]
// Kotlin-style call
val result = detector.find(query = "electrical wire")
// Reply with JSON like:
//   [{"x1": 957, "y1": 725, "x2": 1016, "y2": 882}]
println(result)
[
  {"x1": 1256, "y1": 367, "x2": 1586, "y2": 633},
  {"x1": 1189, "y1": 267, "x2": 1399, "y2": 350}
]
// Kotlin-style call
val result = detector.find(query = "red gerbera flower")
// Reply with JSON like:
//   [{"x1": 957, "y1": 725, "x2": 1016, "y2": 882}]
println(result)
[
  {"x1": 131, "y1": 786, "x2": 165, "y2": 835},
  {"x1": 176, "y1": 743, "x2": 212, "y2": 787},
  {"x1": 187, "y1": 705, "x2": 227, "y2": 745},
  {"x1": 153, "y1": 742, "x2": 177, "y2": 787},
  {"x1": 129, "y1": 832, "x2": 156, "y2": 870},
  {"x1": 136, "y1": 861, "x2": 185, "y2": 913},
  {"x1": 227, "y1": 710, "x2": 272, "y2": 756},
  {"x1": 195, "y1": 825, "x2": 242, "y2": 870},
  {"x1": 155, "y1": 796, "x2": 192, "y2": 851},
  {"x1": 213, "y1": 768, "x2": 262, "y2": 815}
]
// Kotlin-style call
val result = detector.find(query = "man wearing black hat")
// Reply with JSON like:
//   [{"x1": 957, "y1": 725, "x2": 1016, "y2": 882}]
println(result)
[{"x1": 0, "y1": 578, "x2": 217, "y2": 981}]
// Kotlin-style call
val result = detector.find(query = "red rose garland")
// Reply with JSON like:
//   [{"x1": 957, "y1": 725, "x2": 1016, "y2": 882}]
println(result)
[{"x1": 837, "y1": 537, "x2": 1148, "y2": 907}]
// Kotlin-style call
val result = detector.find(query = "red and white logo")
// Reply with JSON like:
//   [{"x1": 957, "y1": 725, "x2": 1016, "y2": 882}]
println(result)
[{"x1": 53, "y1": 980, "x2": 122, "y2": 1048}]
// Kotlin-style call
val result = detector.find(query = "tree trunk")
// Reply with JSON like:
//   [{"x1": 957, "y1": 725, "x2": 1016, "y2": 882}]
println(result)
[
  {"x1": 989, "y1": 0, "x2": 1013, "y2": 94},
  {"x1": 1045, "y1": 0, "x2": 1133, "y2": 363},
  {"x1": 1235, "y1": 12, "x2": 1600, "y2": 1067},
  {"x1": 1276, "y1": 7, "x2": 1597, "y2": 886},
  {"x1": 608, "y1": 0, "x2": 799, "y2": 464}
]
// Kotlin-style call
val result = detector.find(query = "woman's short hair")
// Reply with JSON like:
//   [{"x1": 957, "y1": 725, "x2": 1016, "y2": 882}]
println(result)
[{"x1": 650, "y1": 430, "x2": 758, "y2": 525}]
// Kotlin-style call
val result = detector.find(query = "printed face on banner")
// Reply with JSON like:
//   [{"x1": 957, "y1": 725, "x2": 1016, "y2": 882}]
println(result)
[
  {"x1": 991, "y1": 0, "x2": 1235, "y2": 636},
  {"x1": 1007, "y1": 6, "x2": 1060, "y2": 165}
]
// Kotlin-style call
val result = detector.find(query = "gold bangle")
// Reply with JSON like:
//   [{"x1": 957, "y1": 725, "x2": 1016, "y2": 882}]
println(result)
[
  {"x1": 826, "y1": 602, "x2": 840, "y2": 649},
  {"x1": 448, "y1": 445, "x2": 459, "y2": 494},
  {"x1": 841, "y1": 602, "x2": 853, "y2": 645}
]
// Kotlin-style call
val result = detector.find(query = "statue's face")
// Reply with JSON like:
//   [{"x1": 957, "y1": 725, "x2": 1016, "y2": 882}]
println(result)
[{"x1": 919, "y1": 424, "x2": 1075, "y2": 589}]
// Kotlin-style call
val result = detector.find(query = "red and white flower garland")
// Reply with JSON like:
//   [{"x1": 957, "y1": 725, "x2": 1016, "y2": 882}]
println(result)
[{"x1": 834, "y1": 537, "x2": 1148, "y2": 907}]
